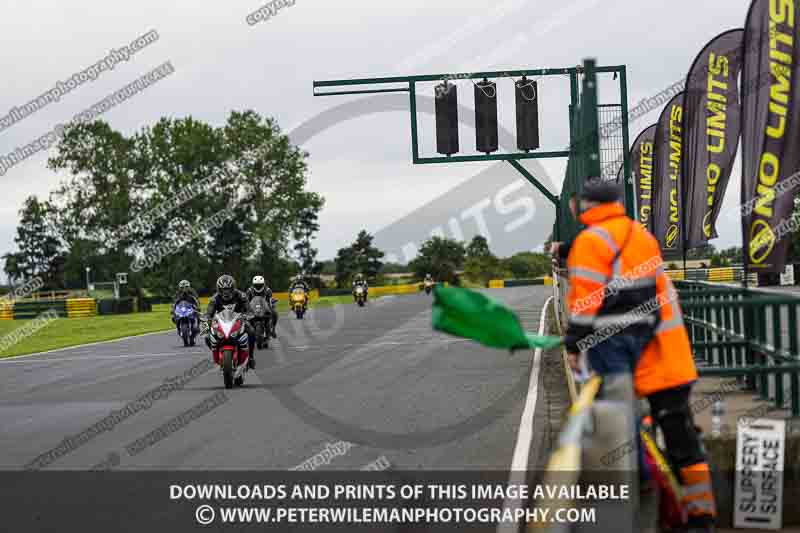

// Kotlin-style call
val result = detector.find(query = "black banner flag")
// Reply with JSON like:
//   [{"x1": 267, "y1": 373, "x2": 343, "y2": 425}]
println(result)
[
  {"x1": 742, "y1": 0, "x2": 800, "y2": 272},
  {"x1": 630, "y1": 125, "x2": 657, "y2": 232},
  {"x1": 653, "y1": 92, "x2": 685, "y2": 258},
  {"x1": 683, "y1": 29, "x2": 745, "y2": 249}
]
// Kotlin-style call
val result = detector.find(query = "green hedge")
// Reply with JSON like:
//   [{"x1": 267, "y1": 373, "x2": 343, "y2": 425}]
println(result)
[
  {"x1": 136, "y1": 298, "x2": 153, "y2": 313},
  {"x1": 97, "y1": 298, "x2": 135, "y2": 315}
]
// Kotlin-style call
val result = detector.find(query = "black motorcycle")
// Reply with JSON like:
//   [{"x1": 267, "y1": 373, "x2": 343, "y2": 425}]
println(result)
[{"x1": 249, "y1": 295, "x2": 274, "y2": 349}]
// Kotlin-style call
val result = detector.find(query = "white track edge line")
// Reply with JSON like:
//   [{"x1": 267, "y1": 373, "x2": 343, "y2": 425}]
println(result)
[{"x1": 497, "y1": 295, "x2": 553, "y2": 533}]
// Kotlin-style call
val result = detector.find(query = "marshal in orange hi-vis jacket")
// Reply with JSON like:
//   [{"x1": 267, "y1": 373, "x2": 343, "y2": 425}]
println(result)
[
  {"x1": 565, "y1": 201, "x2": 698, "y2": 397},
  {"x1": 564, "y1": 181, "x2": 715, "y2": 528}
]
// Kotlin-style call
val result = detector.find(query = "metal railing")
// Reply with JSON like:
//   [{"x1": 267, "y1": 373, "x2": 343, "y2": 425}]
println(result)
[
  {"x1": 552, "y1": 267, "x2": 579, "y2": 405},
  {"x1": 677, "y1": 280, "x2": 800, "y2": 416},
  {"x1": 537, "y1": 268, "x2": 651, "y2": 532}
]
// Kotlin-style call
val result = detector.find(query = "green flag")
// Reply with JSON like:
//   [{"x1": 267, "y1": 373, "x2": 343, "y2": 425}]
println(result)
[{"x1": 432, "y1": 286, "x2": 562, "y2": 351}]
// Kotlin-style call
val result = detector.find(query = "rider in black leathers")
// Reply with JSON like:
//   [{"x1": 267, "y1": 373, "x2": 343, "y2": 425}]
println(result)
[
  {"x1": 289, "y1": 274, "x2": 311, "y2": 310},
  {"x1": 171, "y1": 280, "x2": 200, "y2": 334},
  {"x1": 204, "y1": 274, "x2": 257, "y2": 369},
  {"x1": 289, "y1": 274, "x2": 310, "y2": 293},
  {"x1": 245, "y1": 275, "x2": 278, "y2": 338}
]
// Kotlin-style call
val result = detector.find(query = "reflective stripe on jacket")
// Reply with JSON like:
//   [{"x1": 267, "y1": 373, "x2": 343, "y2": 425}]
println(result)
[{"x1": 636, "y1": 269, "x2": 698, "y2": 396}]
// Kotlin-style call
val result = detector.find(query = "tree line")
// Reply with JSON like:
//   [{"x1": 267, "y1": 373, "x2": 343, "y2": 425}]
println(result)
[
  {"x1": 3, "y1": 111, "x2": 324, "y2": 296},
  {"x1": 3, "y1": 110, "x2": 552, "y2": 297},
  {"x1": 330, "y1": 231, "x2": 551, "y2": 287}
]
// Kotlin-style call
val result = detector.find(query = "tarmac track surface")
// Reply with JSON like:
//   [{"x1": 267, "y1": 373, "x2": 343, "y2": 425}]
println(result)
[{"x1": 0, "y1": 287, "x2": 552, "y2": 472}]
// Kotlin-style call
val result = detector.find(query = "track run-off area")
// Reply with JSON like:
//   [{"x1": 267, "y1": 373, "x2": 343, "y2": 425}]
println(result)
[{"x1": 0, "y1": 287, "x2": 555, "y2": 472}]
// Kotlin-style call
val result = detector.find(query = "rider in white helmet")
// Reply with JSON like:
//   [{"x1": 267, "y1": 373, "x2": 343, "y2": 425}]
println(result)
[
  {"x1": 171, "y1": 279, "x2": 200, "y2": 333},
  {"x1": 246, "y1": 275, "x2": 277, "y2": 338}
]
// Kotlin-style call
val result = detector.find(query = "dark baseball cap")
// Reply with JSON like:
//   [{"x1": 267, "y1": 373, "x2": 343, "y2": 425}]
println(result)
[{"x1": 580, "y1": 176, "x2": 622, "y2": 203}]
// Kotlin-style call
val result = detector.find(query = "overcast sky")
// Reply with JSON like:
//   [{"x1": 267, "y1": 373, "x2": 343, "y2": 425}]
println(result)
[{"x1": 0, "y1": 0, "x2": 751, "y2": 269}]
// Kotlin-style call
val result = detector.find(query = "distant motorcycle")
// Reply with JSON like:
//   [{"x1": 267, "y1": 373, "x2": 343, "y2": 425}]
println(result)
[
  {"x1": 207, "y1": 304, "x2": 250, "y2": 389},
  {"x1": 423, "y1": 280, "x2": 434, "y2": 295},
  {"x1": 249, "y1": 295, "x2": 274, "y2": 349},
  {"x1": 290, "y1": 288, "x2": 308, "y2": 319},
  {"x1": 174, "y1": 300, "x2": 199, "y2": 347},
  {"x1": 354, "y1": 285, "x2": 367, "y2": 307}
]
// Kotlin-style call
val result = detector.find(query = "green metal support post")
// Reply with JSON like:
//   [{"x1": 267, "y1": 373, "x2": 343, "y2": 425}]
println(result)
[
  {"x1": 408, "y1": 81, "x2": 419, "y2": 163},
  {"x1": 507, "y1": 160, "x2": 559, "y2": 206},
  {"x1": 618, "y1": 66, "x2": 635, "y2": 219}
]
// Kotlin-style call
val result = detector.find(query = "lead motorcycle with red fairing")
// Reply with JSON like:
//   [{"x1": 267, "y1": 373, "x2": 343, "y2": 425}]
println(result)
[{"x1": 204, "y1": 304, "x2": 250, "y2": 389}]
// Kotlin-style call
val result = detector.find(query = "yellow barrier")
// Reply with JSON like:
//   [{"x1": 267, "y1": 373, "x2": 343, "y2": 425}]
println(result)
[
  {"x1": 66, "y1": 298, "x2": 97, "y2": 318},
  {"x1": 369, "y1": 283, "x2": 420, "y2": 297},
  {"x1": 538, "y1": 375, "x2": 601, "y2": 475},
  {"x1": 488, "y1": 279, "x2": 505, "y2": 289},
  {"x1": 666, "y1": 270, "x2": 685, "y2": 280},
  {"x1": 665, "y1": 267, "x2": 738, "y2": 282},
  {"x1": 708, "y1": 267, "x2": 735, "y2": 282},
  {"x1": 543, "y1": 276, "x2": 553, "y2": 286},
  {"x1": 0, "y1": 302, "x2": 13, "y2": 320}
]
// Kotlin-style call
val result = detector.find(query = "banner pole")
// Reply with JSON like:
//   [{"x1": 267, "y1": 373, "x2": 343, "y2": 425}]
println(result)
[{"x1": 743, "y1": 256, "x2": 749, "y2": 290}]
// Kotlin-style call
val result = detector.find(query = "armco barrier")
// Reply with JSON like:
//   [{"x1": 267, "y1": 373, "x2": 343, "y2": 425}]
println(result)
[
  {"x1": 28, "y1": 290, "x2": 76, "y2": 301},
  {"x1": 666, "y1": 266, "x2": 757, "y2": 285},
  {"x1": 66, "y1": 298, "x2": 96, "y2": 318},
  {"x1": 487, "y1": 278, "x2": 549, "y2": 288},
  {"x1": 0, "y1": 302, "x2": 13, "y2": 320},
  {"x1": 369, "y1": 283, "x2": 420, "y2": 297},
  {"x1": 13, "y1": 300, "x2": 67, "y2": 320},
  {"x1": 320, "y1": 284, "x2": 421, "y2": 297},
  {"x1": 707, "y1": 267, "x2": 735, "y2": 282},
  {"x1": 504, "y1": 278, "x2": 548, "y2": 287}
]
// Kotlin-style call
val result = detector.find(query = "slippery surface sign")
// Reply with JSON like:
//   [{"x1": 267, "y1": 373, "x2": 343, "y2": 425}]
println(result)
[{"x1": 733, "y1": 417, "x2": 786, "y2": 530}]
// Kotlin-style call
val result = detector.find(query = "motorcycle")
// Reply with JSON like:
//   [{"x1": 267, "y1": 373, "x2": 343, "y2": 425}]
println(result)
[
  {"x1": 354, "y1": 285, "x2": 367, "y2": 307},
  {"x1": 206, "y1": 304, "x2": 250, "y2": 389},
  {"x1": 290, "y1": 288, "x2": 308, "y2": 319},
  {"x1": 249, "y1": 295, "x2": 274, "y2": 349},
  {"x1": 423, "y1": 280, "x2": 434, "y2": 295},
  {"x1": 174, "y1": 300, "x2": 199, "y2": 347}
]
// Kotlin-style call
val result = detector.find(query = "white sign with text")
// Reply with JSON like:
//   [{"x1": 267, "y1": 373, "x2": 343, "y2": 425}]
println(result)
[
  {"x1": 780, "y1": 265, "x2": 795, "y2": 286},
  {"x1": 733, "y1": 418, "x2": 785, "y2": 530}
]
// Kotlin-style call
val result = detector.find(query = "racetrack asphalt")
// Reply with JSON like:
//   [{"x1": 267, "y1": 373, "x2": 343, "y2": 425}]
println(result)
[{"x1": 0, "y1": 287, "x2": 553, "y2": 472}]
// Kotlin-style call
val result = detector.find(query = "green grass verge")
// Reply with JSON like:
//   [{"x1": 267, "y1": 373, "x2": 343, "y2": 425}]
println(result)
[
  {"x1": 0, "y1": 294, "x2": 376, "y2": 359},
  {"x1": 0, "y1": 310, "x2": 174, "y2": 359}
]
